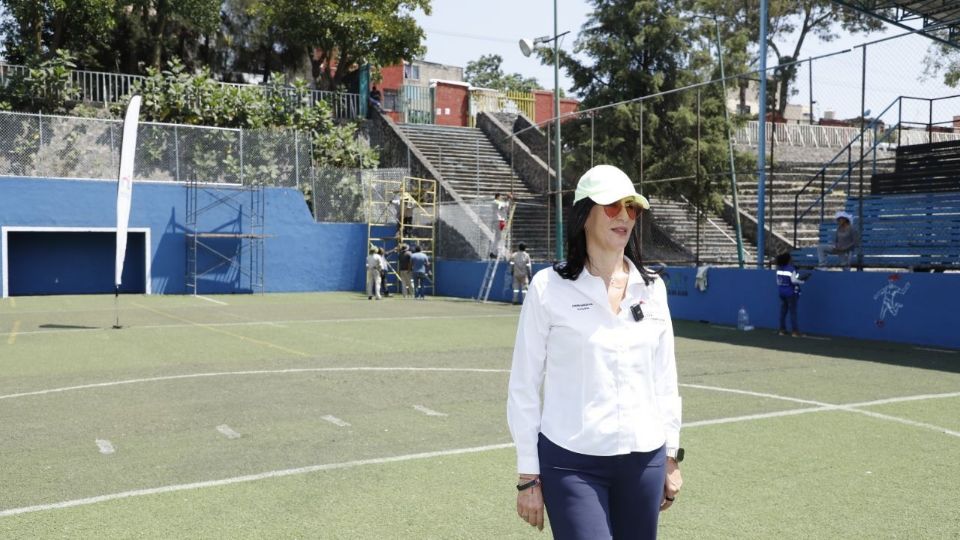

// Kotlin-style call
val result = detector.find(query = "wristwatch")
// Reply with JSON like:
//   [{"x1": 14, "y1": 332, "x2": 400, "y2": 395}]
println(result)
[{"x1": 666, "y1": 447, "x2": 685, "y2": 463}]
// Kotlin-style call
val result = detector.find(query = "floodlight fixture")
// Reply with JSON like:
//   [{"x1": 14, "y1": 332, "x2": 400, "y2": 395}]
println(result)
[{"x1": 519, "y1": 36, "x2": 551, "y2": 57}]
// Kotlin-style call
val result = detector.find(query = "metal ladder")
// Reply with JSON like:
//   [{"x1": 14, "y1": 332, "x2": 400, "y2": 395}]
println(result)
[{"x1": 476, "y1": 202, "x2": 517, "y2": 303}]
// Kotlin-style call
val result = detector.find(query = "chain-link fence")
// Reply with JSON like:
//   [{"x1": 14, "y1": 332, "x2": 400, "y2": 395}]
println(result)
[
  {"x1": 0, "y1": 110, "x2": 311, "y2": 187},
  {"x1": 483, "y1": 30, "x2": 960, "y2": 268},
  {"x1": 307, "y1": 167, "x2": 409, "y2": 223}
]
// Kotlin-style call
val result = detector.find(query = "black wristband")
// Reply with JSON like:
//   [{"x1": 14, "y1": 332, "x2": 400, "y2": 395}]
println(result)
[{"x1": 516, "y1": 478, "x2": 540, "y2": 491}]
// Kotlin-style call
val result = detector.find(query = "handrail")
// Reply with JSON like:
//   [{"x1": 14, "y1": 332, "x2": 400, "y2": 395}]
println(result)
[{"x1": 791, "y1": 95, "x2": 903, "y2": 245}]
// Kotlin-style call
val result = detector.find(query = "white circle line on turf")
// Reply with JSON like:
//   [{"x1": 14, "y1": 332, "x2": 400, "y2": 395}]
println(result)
[
  {"x1": 0, "y1": 313, "x2": 517, "y2": 338},
  {"x1": 0, "y1": 443, "x2": 516, "y2": 518},
  {"x1": 0, "y1": 367, "x2": 512, "y2": 401}
]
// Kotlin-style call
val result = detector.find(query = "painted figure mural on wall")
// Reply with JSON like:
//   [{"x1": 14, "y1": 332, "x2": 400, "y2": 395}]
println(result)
[{"x1": 873, "y1": 274, "x2": 910, "y2": 327}]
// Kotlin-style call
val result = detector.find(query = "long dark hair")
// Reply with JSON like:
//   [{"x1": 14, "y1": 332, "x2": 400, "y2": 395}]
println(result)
[{"x1": 553, "y1": 198, "x2": 658, "y2": 284}]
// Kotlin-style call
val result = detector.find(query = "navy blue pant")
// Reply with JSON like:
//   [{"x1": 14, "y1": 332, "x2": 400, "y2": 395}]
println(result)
[
  {"x1": 779, "y1": 295, "x2": 799, "y2": 332},
  {"x1": 538, "y1": 434, "x2": 666, "y2": 540}
]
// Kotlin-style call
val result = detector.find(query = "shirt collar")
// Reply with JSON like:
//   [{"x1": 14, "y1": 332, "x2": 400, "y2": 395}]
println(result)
[{"x1": 572, "y1": 257, "x2": 649, "y2": 310}]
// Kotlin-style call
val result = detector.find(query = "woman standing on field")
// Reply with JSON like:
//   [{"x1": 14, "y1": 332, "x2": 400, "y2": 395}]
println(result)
[{"x1": 507, "y1": 165, "x2": 683, "y2": 539}]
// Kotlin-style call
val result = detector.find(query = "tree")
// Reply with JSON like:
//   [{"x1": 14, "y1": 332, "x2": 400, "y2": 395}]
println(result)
[
  {"x1": 923, "y1": 43, "x2": 960, "y2": 88},
  {"x1": 253, "y1": 0, "x2": 431, "y2": 91},
  {"x1": 695, "y1": 0, "x2": 885, "y2": 116},
  {"x1": 108, "y1": 0, "x2": 221, "y2": 73},
  {"x1": 464, "y1": 54, "x2": 540, "y2": 93},
  {"x1": 0, "y1": 0, "x2": 117, "y2": 66},
  {"x1": 554, "y1": 0, "x2": 737, "y2": 207}
]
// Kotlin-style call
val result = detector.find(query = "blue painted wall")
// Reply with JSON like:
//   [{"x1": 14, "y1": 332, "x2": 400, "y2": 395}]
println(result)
[
  {"x1": 0, "y1": 177, "x2": 368, "y2": 294},
  {"x1": 435, "y1": 260, "x2": 959, "y2": 350},
  {"x1": 661, "y1": 267, "x2": 959, "y2": 349}
]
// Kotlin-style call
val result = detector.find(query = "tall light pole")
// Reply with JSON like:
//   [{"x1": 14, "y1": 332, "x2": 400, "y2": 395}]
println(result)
[
  {"x1": 520, "y1": 1, "x2": 568, "y2": 261},
  {"x1": 695, "y1": 14, "x2": 745, "y2": 268}
]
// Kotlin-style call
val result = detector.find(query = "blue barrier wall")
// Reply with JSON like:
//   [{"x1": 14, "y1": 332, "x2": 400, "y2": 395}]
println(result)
[
  {"x1": 4, "y1": 177, "x2": 956, "y2": 349},
  {"x1": 435, "y1": 260, "x2": 959, "y2": 349},
  {"x1": 7, "y1": 231, "x2": 146, "y2": 295},
  {"x1": 661, "y1": 267, "x2": 959, "y2": 349},
  {"x1": 0, "y1": 177, "x2": 368, "y2": 294}
]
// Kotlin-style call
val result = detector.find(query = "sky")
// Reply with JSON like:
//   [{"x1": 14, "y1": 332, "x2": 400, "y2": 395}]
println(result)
[
  {"x1": 411, "y1": 1, "x2": 958, "y2": 120},
  {"x1": 412, "y1": 0, "x2": 592, "y2": 95}
]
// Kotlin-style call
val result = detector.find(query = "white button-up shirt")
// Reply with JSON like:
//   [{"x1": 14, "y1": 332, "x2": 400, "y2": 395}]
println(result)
[{"x1": 507, "y1": 259, "x2": 682, "y2": 474}]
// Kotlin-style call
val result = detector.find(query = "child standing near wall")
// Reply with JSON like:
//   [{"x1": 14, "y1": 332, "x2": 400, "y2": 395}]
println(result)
[{"x1": 775, "y1": 252, "x2": 807, "y2": 337}]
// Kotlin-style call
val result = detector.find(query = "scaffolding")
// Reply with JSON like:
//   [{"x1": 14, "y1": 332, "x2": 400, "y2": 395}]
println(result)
[
  {"x1": 366, "y1": 175, "x2": 437, "y2": 295},
  {"x1": 185, "y1": 177, "x2": 266, "y2": 294}
]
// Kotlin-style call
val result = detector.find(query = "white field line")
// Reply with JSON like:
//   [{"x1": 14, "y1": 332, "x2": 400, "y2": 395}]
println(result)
[
  {"x1": 0, "y1": 443, "x2": 516, "y2": 518},
  {"x1": 6, "y1": 320, "x2": 19, "y2": 344},
  {"x1": 0, "y1": 367, "x2": 511, "y2": 401},
  {"x1": 681, "y1": 383, "x2": 834, "y2": 407},
  {"x1": 850, "y1": 409, "x2": 960, "y2": 437},
  {"x1": 95, "y1": 439, "x2": 115, "y2": 455},
  {"x1": 216, "y1": 425, "x2": 241, "y2": 439},
  {"x1": 684, "y1": 406, "x2": 831, "y2": 427},
  {"x1": 195, "y1": 296, "x2": 228, "y2": 306},
  {"x1": 682, "y1": 383, "x2": 960, "y2": 438},
  {"x1": 915, "y1": 347, "x2": 957, "y2": 354},
  {"x1": 2, "y1": 382, "x2": 959, "y2": 518},
  {"x1": 413, "y1": 405, "x2": 448, "y2": 417},
  {"x1": 0, "y1": 313, "x2": 516, "y2": 339},
  {"x1": 851, "y1": 392, "x2": 960, "y2": 407},
  {"x1": 320, "y1": 415, "x2": 350, "y2": 427}
]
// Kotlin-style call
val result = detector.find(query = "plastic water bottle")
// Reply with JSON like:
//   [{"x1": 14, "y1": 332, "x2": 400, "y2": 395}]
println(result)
[{"x1": 737, "y1": 306, "x2": 752, "y2": 331}]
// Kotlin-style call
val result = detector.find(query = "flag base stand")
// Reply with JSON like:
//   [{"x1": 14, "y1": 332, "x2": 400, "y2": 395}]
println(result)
[{"x1": 112, "y1": 287, "x2": 123, "y2": 329}]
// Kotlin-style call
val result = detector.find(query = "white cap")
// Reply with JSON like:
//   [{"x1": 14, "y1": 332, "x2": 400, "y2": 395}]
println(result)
[
  {"x1": 573, "y1": 165, "x2": 650, "y2": 209},
  {"x1": 835, "y1": 210, "x2": 854, "y2": 222}
]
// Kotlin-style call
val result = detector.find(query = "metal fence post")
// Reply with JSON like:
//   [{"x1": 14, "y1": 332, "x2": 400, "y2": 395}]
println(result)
[
  {"x1": 175, "y1": 125, "x2": 181, "y2": 182},
  {"x1": 239, "y1": 128, "x2": 244, "y2": 185},
  {"x1": 295, "y1": 130, "x2": 300, "y2": 189},
  {"x1": 36, "y1": 112, "x2": 42, "y2": 177}
]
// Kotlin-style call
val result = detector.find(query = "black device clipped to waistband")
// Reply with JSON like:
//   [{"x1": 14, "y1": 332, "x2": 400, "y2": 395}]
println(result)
[{"x1": 631, "y1": 303, "x2": 644, "y2": 322}]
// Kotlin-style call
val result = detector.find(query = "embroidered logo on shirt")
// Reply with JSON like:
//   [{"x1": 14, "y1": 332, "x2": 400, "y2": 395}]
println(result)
[{"x1": 571, "y1": 303, "x2": 593, "y2": 311}]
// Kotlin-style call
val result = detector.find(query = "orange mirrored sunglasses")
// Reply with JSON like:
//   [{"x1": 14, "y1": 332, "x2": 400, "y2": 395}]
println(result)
[{"x1": 602, "y1": 199, "x2": 642, "y2": 220}]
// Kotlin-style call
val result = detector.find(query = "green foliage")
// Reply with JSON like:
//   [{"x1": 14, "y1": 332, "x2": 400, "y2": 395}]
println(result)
[
  {"x1": 0, "y1": 50, "x2": 81, "y2": 114},
  {"x1": 118, "y1": 59, "x2": 377, "y2": 219},
  {"x1": 0, "y1": 0, "x2": 116, "y2": 65},
  {"x1": 558, "y1": 0, "x2": 746, "y2": 206},
  {"x1": 0, "y1": 1, "x2": 220, "y2": 73},
  {"x1": 253, "y1": 0, "x2": 431, "y2": 90},
  {"x1": 923, "y1": 44, "x2": 960, "y2": 88},
  {"x1": 464, "y1": 54, "x2": 541, "y2": 93}
]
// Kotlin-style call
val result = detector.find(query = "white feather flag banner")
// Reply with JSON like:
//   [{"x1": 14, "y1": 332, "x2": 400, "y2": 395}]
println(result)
[{"x1": 115, "y1": 95, "x2": 141, "y2": 288}]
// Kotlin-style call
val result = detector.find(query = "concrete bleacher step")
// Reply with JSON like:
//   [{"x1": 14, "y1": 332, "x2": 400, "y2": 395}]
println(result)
[
  {"x1": 649, "y1": 197, "x2": 754, "y2": 265},
  {"x1": 400, "y1": 123, "x2": 552, "y2": 261}
]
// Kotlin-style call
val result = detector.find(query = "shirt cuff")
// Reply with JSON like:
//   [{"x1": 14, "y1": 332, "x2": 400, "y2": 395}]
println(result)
[{"x1": 517, "y1": 453, "x2": 540, "y2": 475}]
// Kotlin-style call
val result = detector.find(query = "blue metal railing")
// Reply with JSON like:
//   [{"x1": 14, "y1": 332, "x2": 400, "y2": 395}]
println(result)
[{"x1": 791, "y1": 93, "x2": 960, "y2": 246}]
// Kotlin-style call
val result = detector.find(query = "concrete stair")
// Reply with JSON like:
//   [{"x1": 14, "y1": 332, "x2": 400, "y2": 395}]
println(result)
[
  {"x1": 733, "y1": 161, "x2": 892, "y2": 247},
  {"x1": 649, "y1": 196, "x2": 755, "y2": 265},
  {"x1": 398, "y1": 123, "x2": 552, "y2": 260}
]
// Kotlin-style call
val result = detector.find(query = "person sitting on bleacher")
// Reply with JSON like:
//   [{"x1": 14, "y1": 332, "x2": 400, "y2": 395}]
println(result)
[{"x1": 816, "y1": 211, "x2": 859, "y2": 271}]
